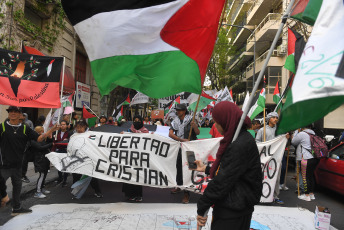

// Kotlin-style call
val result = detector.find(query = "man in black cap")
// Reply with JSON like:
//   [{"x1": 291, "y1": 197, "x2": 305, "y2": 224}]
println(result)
[
  {"x1": 169, "y1": 104, "x2": 200, "y2": 204},
  {"x1": 0, "y1": 106, "x2": 59, "y2": 216}
]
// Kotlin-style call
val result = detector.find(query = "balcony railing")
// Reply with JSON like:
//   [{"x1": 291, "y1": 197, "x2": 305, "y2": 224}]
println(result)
[
  {"x1": 246, "y1": 0, "x2": 260, "y2": 18},
  {"x1": 246, "y1": 49, "x2": 279, "y2": 73},
  {"x1": 247, "y1": 13, "x2": 281, "y2": 44}
]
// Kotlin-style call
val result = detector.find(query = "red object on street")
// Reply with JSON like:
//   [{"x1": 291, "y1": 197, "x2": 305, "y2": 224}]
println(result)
[{"x1": 314, "y1": 142, "x2": 344, "y2": 196}]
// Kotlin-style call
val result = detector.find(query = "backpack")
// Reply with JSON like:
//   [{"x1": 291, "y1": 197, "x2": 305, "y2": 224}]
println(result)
[
  {"x1": 304, "y1": 132, "x2": 328, "y2": 159},
  {"x1": 1, "y1": 123, "x2": 27, "y2": 136}
]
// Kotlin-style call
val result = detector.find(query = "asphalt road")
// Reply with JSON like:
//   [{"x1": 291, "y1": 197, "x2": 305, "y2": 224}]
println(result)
[{"x1": 0, "y1": 173, "x2": 343, "y2": 229}]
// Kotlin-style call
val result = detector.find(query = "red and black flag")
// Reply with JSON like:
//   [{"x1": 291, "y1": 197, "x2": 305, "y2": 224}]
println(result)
[{"x1": 0, "y1": 48, "x2": 63, "y2": 108}]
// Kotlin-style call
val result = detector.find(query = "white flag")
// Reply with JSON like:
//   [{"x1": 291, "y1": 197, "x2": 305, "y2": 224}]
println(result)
[
  {"x1": 43, "y1": 109, "x2": 52, "y2": 133},
  {"x1": 130, "y1": 92, "x2": 149, "y2": 106}
]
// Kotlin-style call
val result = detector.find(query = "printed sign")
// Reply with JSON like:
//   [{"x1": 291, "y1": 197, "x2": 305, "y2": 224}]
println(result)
[
  {"x1": 182, "y1": 136, "x2": 287, "y2": 203},
  {"x1": 75, "y1": 81, "x2": 90, "y2": 108}
]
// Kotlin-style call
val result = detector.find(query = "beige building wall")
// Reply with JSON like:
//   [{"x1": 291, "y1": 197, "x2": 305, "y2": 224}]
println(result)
[{"x1": 0, "y1": 0, "x2": 102, "y2": 123}]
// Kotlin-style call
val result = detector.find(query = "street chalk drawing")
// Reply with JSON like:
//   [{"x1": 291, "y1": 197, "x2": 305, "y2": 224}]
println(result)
[{"x1": 2, "y1": 203, "x2": 330, "y2": 230}]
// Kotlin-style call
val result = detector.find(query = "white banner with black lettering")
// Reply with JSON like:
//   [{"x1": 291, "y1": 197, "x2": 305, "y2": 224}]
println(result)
[
  {"x1": 182, "y1": 136, "x2": 287, "y2": 203},
  {"x1": 47, "y1": 132, "x2": 180, "y2": 188}
]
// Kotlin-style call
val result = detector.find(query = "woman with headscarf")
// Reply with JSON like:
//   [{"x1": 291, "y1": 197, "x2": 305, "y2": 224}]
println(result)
[
  {"x1": 194, "y1": 101, "x2": 262, "y2": 230},
  {"x1": 121, "y1": 115, "x2": 149, "y2": 202}
]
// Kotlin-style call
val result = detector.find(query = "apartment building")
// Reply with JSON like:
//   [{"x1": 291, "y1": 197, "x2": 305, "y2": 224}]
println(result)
[
  {"x1": 225, "y1": 0, "x2": 344, "y2": 132},
  {"x1": 225, "y1": 0, "x2": 289, "y2": 107}
]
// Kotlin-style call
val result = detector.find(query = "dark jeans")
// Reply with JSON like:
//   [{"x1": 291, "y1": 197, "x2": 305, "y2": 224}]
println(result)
[
  {"x1": 58, "y1": 171, "x2": 68, "y2": 183},
  {"x1": 0, "y1": 170, "x2": 7, "y2": 198},
  {"x1": 211, "y1": 212, "x2": 253, "y2": 230},
  {"x1": 1, "y1": 168, "x2": 22, "y2": 209},
  {"x1": 304, "y1": 158, "x2": 319, "y2": 194},
  {"x1": 176, "y1": 148, "x2": 189, "y2": 195},
  {"x1": 22, "y1": 151, "x2": 34, "y2": 178},
  {"x1": 280, "y1": 155, "x2": 287, "y2": 185},
  {"x1": 122, "y1": 184, "x2": 142, "y2": 198}
]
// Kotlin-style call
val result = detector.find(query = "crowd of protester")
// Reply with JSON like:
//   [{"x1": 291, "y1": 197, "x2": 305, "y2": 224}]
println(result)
[{"x1": 0, "y1": 102, "x2": 326, "y2": 230}]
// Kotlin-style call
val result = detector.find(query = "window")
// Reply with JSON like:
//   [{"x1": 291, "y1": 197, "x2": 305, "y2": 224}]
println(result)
[
  {"x1": 268, "y1": 66, "x2": 282, "y2": 94},
  {"x1": 24, "y1": 6, "x2": 42, "y2": 28},
  {"x1": 330, "y1": 144, "x2": 344, "y2": 160},
  {"x1": 75, "y1": 52, "x2": 87, "y2": 83}
]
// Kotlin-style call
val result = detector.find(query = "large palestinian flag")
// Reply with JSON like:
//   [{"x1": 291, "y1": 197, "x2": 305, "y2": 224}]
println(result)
[
  {"x1": 277, "y1": 0, "x2": 344, "y2": 134},
  {"x1": 0, "y1": 48, "x2": 63, "y2": 108},
  {"x1": 61, "y1": 0, "x2": 226, "y2": 98}
]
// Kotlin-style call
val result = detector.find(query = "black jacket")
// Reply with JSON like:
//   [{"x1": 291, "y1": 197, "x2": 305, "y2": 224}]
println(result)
[
  {"x1": 197, "y1": 130, "x2": 262, "y2": 218},
  {"x1": 31, "y1": 139, "x2": 53, "y2": 173}
]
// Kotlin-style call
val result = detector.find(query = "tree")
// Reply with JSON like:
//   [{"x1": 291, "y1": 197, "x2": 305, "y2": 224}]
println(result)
[{"x1": 206, "y1": 28, "x2": 236, "y2": 90}]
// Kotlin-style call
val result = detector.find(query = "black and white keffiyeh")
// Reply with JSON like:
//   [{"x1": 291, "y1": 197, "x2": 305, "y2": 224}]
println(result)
[{"x1": 171, "y1": 115, "x2": 193, "y2": 138}]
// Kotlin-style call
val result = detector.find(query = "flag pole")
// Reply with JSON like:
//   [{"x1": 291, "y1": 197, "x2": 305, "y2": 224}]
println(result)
[
  {"x1": 84, "y1": 103, "x2": 100, "y2": 119},
  {"x1": 232, "y1": 0, "x2": 295, "y2": 142},
  {"x1": 263, "y1": 107, "x2": 266, "y2": 142},
  {"x1": 297, "y1": 161, "x2": 300, "y2": 197},
  {"x1": 55, "y1": 57, "x2": 65, "y2": 140},
  {"x1": 284, "y1": 143, "x2": 290, "y2": 189},
  {"x1": 188, "y1": 94, "x2": 201, "y2": 141},
  {"x1": 69, "y1": 92, "x2": 75, "y2": 124}
]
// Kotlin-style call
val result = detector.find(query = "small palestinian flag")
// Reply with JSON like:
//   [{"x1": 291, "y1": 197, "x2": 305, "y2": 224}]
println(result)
[
  {"x1": 0, "y1": 48, "x2": 63, "y2": 108},
  {"x1": 83, "y1": 105, "x2": 97, "y2": 127},
  {"x1": 248, "y1": 88, "x2": 266, "y2": 120},
  {"x1": 116, "y1": 106, "x2": 124, "y2": 122},
  {"x1": 187, "y1": 91, "x2": 215, "y2": 113},
  {"x1": 273, "y1": 81, "x2": 282, "y2": 111},
  {"x1": 61, "y1": 0, "x2": 226, "y2": 98},
  {"x1": 123, "y1": 94, "x2": 131, "y2": 106},
  {"x1": 291, "y1": 0, "x2": 322, "y2": 26},
  {"x1": 284, "y1": 28, "x2": 306, "y2": 74}
]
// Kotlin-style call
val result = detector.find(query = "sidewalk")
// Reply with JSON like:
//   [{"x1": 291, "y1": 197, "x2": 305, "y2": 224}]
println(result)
[{"x1": 5, "y1": 162, "x2": 59, "y2": 199}]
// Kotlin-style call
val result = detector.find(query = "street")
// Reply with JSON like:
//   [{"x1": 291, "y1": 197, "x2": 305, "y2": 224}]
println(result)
[{"x1": 0, "y1": 164, "x2": 343, "y2": 229}]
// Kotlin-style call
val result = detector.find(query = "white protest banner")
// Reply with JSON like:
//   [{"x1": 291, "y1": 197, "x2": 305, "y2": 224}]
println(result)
[
  {"x1": 258, "y1": 136, "x2": 287, "y2": 202},
  {"x1": 216, "y1": 86, "x2": 234, "y2": 103},
  {"x1": 130, "y1": 92, "x2": 149, "y2": 106},
  {"x1": 47, "y1": 132, "x2": 180, "y2": 188},
  {"x1": 181, "y1": 138, "x2": 222, "y2": 192},
  {"x1": 182, "y1": 135, "x2": 287, "y2": 203}
]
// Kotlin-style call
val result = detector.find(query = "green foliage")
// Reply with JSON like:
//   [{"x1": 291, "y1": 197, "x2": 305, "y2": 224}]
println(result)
[
  {"x1": 207, "y1": 28, "x2": 233, "y2": 90},
  {"x1": 1, "y1": 0, "x2": 66, "y2": 53}
]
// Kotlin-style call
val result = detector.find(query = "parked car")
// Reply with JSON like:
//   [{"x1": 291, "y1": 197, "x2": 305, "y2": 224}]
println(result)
[{"x1": 314, "y1": 142, "x2": 344, "y2": 196}]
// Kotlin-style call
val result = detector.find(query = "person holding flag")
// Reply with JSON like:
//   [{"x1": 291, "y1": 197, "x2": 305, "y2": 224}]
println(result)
[
  {"x1": 0, "y1": 106, "x2": 59, "y2": 216},
  {"x1": 169, "y1": 104, "x2": 200, "y2": 204}
]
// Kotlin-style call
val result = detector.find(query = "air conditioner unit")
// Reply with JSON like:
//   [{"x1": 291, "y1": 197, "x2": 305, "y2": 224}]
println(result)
[{"x1": 277, "y1": 45, "x2": 287, "y2": 55}]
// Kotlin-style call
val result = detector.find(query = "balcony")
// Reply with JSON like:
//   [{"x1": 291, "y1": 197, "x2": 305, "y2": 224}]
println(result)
[
  {"x1": 247, "y1": 0, "x2": 275, "y2": 25},
  {"x1": 231, "y1": 25, "x2": 255, "y2": 47},
  {"x1": 246, "y1": 13, "x2": 281, "y2": 54},
  {"x1": 225, "y1": 0, "x2": 252, "y2": 37},
  {"x1": 246, "y1": 49, "x2": 285, "y2": 79}
]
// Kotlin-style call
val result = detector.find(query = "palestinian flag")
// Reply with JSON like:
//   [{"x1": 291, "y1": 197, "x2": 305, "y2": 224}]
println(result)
[
  {"x1": 0, "y1": 48, "x2": 63, "y2": 108},
  {"x1": 291, "y1": 0, "x2": 323, "y2": 26},
  {"x1": 273, "y1": 81, "x2": 282, "y2": 111},
  {"x1": 83, "y1": 105, "x2": 97, "y2": 127},
  {"x1": 164, "y1": 96, "x2": 181, "y2": 118},
  {"x1": 187, "y1": 91, "x2": 215, "y2": 113},
  {"x1": 61, "y1": 0, "x2": 226, "y2": 98},
  {"x1": 116, "y1": 106, "x2": 124, "y2": 122},
  {"x1": 123, "y1": 94, "x2": 131, "y2": 106},
  {"x1": 273, "y1": 81, "x2": 281, "y2": 105},
  {"x1": 248, "y1": 88, "x2": 265, "y2": 120},
  {"x1": 277, "y1": 0, "x2": 344, "y2": 135},
  {"x1": 284, "y1": 29, "x2": 306, "y2": 74},
  {"x1": 62, "y1": 93, "x2": 74, "y2": 107}
]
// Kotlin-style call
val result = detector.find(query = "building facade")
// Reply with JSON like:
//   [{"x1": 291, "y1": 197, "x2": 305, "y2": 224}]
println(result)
[
  {"x1": 0, "y1": 0, "x2": 106, "y2": 123},
  {"x1": 225, "y1": 0, "x2": 290, "y2": 107}
]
